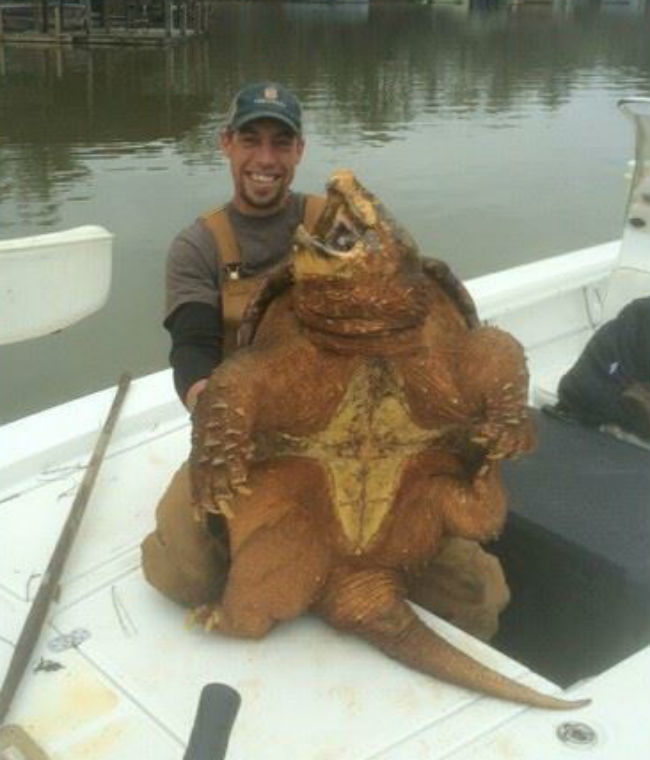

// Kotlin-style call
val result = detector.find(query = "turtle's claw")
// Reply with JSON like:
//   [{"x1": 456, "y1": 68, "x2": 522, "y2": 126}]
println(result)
[{"x1": 186, "y1": 604, "x2": 223, "y2": 632}]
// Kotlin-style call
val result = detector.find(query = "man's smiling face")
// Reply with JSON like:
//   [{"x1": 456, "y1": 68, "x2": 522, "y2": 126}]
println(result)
[{"x1": 221, "y1": 118, "x2": 305, "y2": 216}]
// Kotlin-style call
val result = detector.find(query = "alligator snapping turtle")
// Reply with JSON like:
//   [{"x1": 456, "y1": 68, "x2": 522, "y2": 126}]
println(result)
[{"x1": 189, "y1": 170, "x2": 588, "y2": 710}]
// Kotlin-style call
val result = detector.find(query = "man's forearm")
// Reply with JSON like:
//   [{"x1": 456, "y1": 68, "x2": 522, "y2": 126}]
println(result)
[
  {"x1": 165, "y1": 302, "x2": 222, "y2": 406},
  {"x1": 184, "y1": 378, "x2": 210, "y2": 412}
]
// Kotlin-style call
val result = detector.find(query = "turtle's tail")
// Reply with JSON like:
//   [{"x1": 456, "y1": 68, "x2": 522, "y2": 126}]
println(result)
[{"x1": 317, "y1": 567, "x2": 590, "y2": 711}]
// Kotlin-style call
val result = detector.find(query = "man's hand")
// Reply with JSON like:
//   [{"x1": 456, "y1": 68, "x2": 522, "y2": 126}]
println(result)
[{"x1": 185, "y1": 379, "x2": 209, "y2": 412}]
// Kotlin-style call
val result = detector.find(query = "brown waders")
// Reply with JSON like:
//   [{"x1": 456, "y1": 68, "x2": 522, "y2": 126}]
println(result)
[
  {"x1": 142, "y1": 194, "x2": 326, "y2": 603},
  {"x1": 141, "y1": 197, "x2": 510, "y2": 641}
]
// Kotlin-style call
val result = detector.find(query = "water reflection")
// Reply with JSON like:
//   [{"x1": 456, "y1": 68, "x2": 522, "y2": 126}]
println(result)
[
  {"x1": 0, "y1": 1, "x2": 649, "y2": 422},
  {"x1": 1, "y1": 3, "x2": 649, "y2": 230}
]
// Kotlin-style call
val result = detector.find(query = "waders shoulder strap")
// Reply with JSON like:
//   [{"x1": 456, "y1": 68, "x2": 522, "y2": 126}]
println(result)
[
  {"x1": 201, "y1": 194, "x2": 326, "y2": 356},
  {"x1": 201, "y1": 205, "x2": 241, "y2": 271},
  {"x1": 302, "y1": 194, "x2": 327, "y2": 234}
]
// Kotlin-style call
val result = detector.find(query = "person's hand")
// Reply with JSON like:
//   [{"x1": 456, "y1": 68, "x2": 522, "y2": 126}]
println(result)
[{"x1": 185, "y1": 379, "x2": 209, "y2": 412}]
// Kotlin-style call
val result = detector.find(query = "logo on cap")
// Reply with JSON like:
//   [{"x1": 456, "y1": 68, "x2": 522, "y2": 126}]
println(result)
[{"x1": 226, "y1": 82, "x2": 302, "y2": 134}]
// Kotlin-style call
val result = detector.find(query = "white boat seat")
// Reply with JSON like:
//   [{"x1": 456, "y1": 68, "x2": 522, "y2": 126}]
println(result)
[{"x1": 0, "y1": 225, "x2": 112, "y2": 345}]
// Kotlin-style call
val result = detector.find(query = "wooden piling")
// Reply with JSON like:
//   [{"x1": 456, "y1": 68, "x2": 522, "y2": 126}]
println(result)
[
  {"x1": 181, "y1": 2, "x2": 188, "y2": 36},
  {"x1": 1, "y1": 0, "x2": 209, "y2": 46},
  {"x1": 102, "y1": 0, "x2": 111, "y2": 33},
  {"x1": 196, "y1": 1, "x2": 207, "y2": 34},
  {"x1": 196, "y1": 1, "x2": 203, "y2": 34},
  {"x1": 164, "y1": 0, "x2": 173, "y2": 37}
]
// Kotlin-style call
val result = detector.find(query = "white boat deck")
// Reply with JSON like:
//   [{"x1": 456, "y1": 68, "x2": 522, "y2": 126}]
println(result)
[
  {"x1": 0, "y1": 389, "x2": 546, "y2": 755},
  {"x1": 1, "y1": 328, "x2": 648, "y2": 758},
  {"x1": 2, "y1": 237, "x2": 649, "y2": 758}
]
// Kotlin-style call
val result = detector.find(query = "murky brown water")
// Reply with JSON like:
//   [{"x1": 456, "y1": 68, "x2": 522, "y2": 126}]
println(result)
[{"x1": 1, "y1": 1, "x2": 649, "y2": 422}]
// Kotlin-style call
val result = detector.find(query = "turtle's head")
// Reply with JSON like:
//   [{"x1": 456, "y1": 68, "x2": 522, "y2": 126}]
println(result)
[
  {"x1": 293, "y1": 170, "x2": 420, "y2": 281},
  {"x1": 291, "y1": 170, "x2": 429, "y2": 347}
]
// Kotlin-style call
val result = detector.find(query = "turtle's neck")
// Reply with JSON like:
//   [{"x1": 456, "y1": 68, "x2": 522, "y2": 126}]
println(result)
[{"x1": 293, "y1": 273, "x2": 431, "y2": 355}]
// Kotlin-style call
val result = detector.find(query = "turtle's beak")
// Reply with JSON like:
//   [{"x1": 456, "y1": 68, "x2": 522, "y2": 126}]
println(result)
[{"x1": 294, "y1": 225, "x2": 330, "y2": 257}]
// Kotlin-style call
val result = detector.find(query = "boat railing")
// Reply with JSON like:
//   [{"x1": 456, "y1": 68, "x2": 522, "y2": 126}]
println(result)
[{"x1": 603, "y1": 97, "x2": 650, "y2": 321}]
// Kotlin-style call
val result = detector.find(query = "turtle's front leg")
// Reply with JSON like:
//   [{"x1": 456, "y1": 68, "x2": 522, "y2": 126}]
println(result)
[
  {"x1": 391, "y1": 451, "x2": 507, "y2": 547},
  {"x1": 461, "y1": 326, "x2": 534, "y2": 466},
  {"x1": 438, "y1": 462, "x2": 507, "y2": 541},
  {"x1": 190, "y1": 339, "x2": 350, "y2": 520},
  {"x1": 190, "y1": 356, "x2": 263, "y2": 520}
]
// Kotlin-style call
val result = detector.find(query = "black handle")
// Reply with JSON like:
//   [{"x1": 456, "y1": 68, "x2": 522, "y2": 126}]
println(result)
[{"x1": 183, "y1": 683, "x2": 241, "y2": 760}]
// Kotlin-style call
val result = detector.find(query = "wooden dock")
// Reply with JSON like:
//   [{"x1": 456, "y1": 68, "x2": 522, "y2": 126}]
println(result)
[{"x1": 0, "y1": 0, "x2": 211, "y2": 46}]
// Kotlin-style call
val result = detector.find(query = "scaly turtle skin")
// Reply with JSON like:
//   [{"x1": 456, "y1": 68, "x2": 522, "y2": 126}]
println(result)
[{"x1": 189, "y1": 170, "x2": 589, "y2": 710}]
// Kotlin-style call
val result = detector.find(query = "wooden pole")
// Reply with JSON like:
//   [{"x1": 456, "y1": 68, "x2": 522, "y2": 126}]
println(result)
[{"x1": 0, "y1": 374, "x2": 132, "y2": 724}]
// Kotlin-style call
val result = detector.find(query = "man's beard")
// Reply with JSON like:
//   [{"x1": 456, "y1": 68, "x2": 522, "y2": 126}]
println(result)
[{"x1": 241, "y1": 179, "x2": 287, "y2": 212}]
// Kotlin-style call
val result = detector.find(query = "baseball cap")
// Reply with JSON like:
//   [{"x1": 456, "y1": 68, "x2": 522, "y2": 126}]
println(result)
[{"x1": 225, "y1": 82, "x2": 302, "y2": 135}]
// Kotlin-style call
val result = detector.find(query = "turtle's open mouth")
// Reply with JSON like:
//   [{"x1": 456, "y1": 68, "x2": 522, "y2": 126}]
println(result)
[
  {"x1": 303, "y1": 203, "x2": 365, "y2": 259},
  {"x1": 293, "y1": 169, "x2": 386, "y2": 277},
  {"x1": 325, "y1": 207, "x2": 362, "y2": 252}
]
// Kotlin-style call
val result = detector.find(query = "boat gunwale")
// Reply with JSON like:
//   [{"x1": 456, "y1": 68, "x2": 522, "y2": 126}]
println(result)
[{"x1": 0, "y1": 241, "x2": 622, "y2": 493}]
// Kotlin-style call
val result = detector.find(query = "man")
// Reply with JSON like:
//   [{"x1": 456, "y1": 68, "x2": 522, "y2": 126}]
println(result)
[
  {"x1": 142, "y1": 81, "x2": 326, "y2": 609},
  {"x1": 142, "y1": 82, "x2": 509, "y2": 642},
  {"x1": 165, "y1": 81, "x2": 323, "y2": 411},
  {"x1": 555, "y1": 296, "x2": 650, "y2": 440}
]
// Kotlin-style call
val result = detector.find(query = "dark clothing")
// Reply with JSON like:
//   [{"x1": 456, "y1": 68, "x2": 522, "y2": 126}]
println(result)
[
  {"x1": 165, "y1": 302, "x2": 222, "y2": 403},
  {"x1": 557, "y1": 297, "x2": 650, "y2": 439}
]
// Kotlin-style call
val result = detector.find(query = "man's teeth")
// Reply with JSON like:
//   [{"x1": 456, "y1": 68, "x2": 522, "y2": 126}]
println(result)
[{"x1": 250, "y1": 173, "x2": 277, "y2": 184}]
